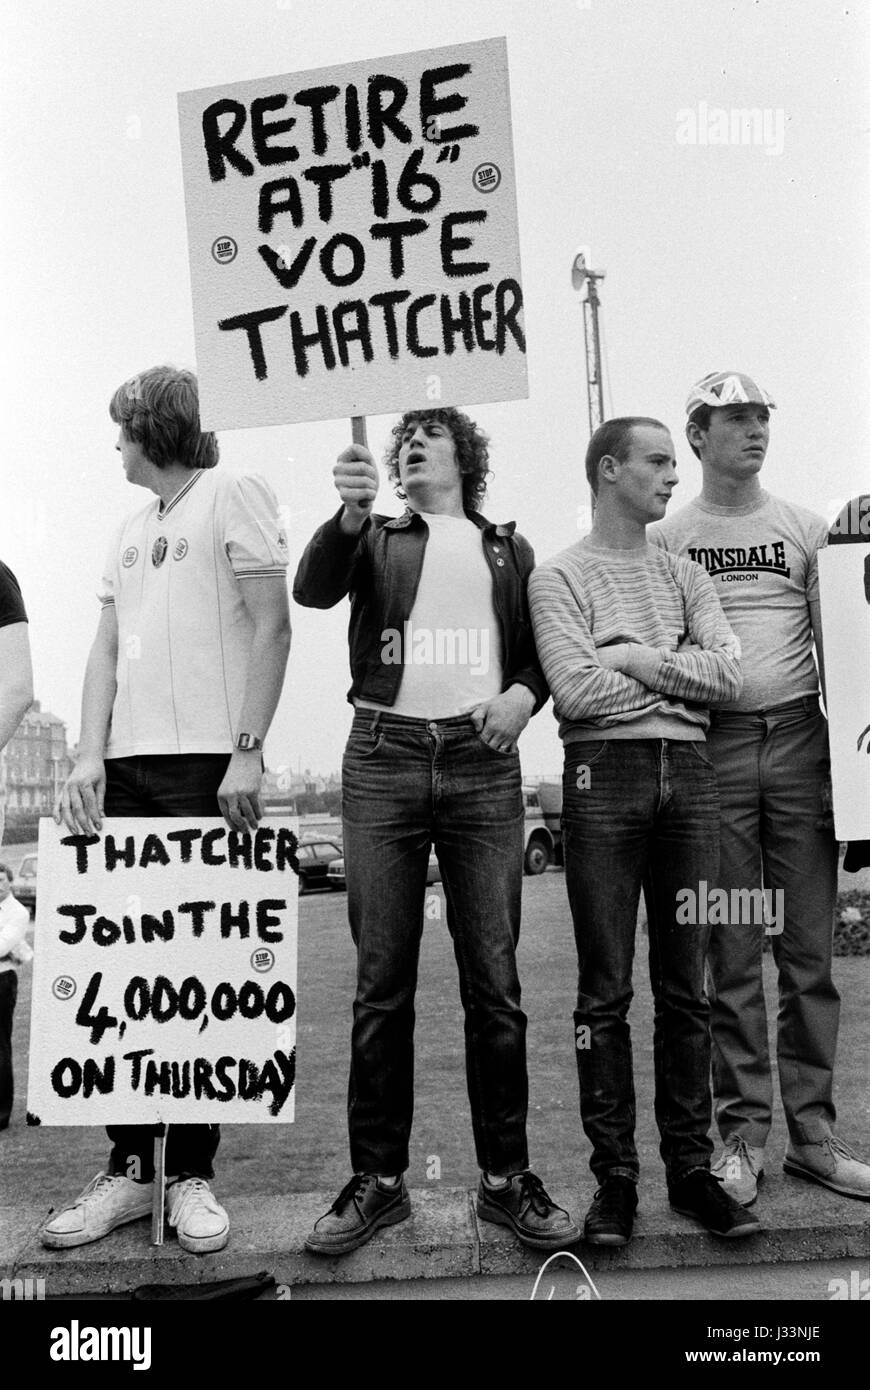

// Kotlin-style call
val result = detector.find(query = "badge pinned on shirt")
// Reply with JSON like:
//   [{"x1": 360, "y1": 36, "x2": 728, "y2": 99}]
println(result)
[
  {"x1": 173, "y1": 538, "x2": 189, "y2": 561},
  {"x1": 122, "y1": 546, "x2": 139, "y2": 568},
  {"x1": 152, "y1": 536, "x2": 168, "y2": 567}
]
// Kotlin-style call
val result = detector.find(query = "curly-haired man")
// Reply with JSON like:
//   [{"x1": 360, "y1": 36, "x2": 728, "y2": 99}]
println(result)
[{"x1": 294, "y1": 406, "x2": 579, "y2": 1254}]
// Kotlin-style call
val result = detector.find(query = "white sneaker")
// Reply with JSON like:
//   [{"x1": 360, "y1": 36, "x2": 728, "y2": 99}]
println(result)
[
  {"x1": 166, "y1": 1177, "x2": 229, "y2": 1253},
  {"x1": 711, "y1": 1136, "x2": 765, "y2": 1206},
  {"x1": 784, "y1": 1135, "x2": 870, "y2": 1200},
  {"x1": 41, "y1": 1172, "x2": 153, "y2": 1249}
]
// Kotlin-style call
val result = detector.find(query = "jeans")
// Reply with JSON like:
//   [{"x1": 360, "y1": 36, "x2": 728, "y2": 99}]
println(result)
[
  {"x1": 0, "y1": 970, "x2": 18, "y2": 1129},
  {"x1": 342, "y1": 709, "x2": 529, "y2": 1176},
  {"x1": 561, "y1": 739, "x2": 719, "y2": 1185},
  {"x1": 705, "y1": 698, "x2": 839, "y2": 1146},
  {"x1": 103, "y1": 754, "x2": 228, "y2": 1183}
]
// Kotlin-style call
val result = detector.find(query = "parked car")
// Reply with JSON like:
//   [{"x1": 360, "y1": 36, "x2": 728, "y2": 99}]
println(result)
[
  {"x1": 12, "y1": 853, "x2": 37, "y2": 914},
  {"x1": 327, "y1": 850, "x2": 442, "y2": 891},
  {"x1": 522, "y1": 785, "x2": 560, "y2": 874},
  {"x1": 296, "y1": 839, "x2": 343, "y2": 892}
]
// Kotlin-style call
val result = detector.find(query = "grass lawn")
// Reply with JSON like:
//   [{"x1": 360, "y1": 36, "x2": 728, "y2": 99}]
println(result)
[{"x1": 4, "y1": 872, "x2": 869, "y2": 1211}]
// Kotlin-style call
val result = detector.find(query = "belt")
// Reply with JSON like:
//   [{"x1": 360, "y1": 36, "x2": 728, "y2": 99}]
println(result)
[{"x1": 710, "y1": 694, "x2": 820, "y2": 723}]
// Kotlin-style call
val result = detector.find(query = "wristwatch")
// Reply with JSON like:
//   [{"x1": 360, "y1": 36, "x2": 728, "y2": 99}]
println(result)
[{"x1": 235, "y1": 732, "x2": 263, "y2": 752}]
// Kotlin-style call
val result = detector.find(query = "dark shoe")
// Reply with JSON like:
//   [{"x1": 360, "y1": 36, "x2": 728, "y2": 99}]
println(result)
[
  {"x1": 476, "y1": 1170, "x2": 580, "y2": 1250},
  {"x1": 583, "y1": 1175, "x2": 638, "y2": 1246},
  {"x1": 304, "y1": 1174, "x2": 411, "y2": 1255},
  {"x1": 669, "y1": 1168, "x2": 762, "y2": 1238}
]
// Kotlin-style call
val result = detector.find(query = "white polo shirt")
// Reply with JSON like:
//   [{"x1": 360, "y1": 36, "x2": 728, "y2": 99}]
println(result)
[{"x1": 100, "y1": 469, "x2": 288, "y2": 757}]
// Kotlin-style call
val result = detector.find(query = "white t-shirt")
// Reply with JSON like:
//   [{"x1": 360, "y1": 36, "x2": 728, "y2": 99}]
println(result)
[
  {"x1": 358, "y1": 513, "x2": 503, "y2": 719},
  {"x1": 0, "y1": 892, "x2": 30, "y2": 975},
  {"x1": 100, "y1": 469, "x2": 288, "y2": 756}
]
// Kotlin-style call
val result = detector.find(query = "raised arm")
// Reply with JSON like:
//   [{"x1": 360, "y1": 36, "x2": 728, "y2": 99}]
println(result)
[{"x1": 293, "y1": 445, "x2": 378, "y2": 608}]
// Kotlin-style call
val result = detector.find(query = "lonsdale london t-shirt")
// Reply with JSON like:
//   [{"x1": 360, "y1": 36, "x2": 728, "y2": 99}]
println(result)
[{"x1": 650, "y1": 490, "x2": 827, "y2": 712}]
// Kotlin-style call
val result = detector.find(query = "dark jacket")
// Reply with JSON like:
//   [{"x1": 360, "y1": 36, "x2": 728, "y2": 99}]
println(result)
[{"x1": 293, "y1": 506, "x2": 548, "y2": 711}]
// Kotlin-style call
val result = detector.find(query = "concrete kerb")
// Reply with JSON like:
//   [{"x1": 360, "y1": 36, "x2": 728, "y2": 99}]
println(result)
[{"x1": 3, "y1": 1180, "x2": 869, "y2": 1296}]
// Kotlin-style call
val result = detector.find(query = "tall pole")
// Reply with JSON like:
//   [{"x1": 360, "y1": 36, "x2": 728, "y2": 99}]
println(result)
[
  {"x1": 583, "y1": 275, "x2": 605, "y2": 433},
  {"x1": 571, "y1": 249, "x2": 606, "y2": 515}
]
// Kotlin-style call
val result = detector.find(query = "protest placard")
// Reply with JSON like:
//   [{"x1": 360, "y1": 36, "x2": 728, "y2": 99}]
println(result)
[
  {"x1": 177, "y1": 37, "x2": 526, "y2": 429},
  {"x1": 27, "y1": 817, "x2": 299, "y2": 1125},
  {"x1": 818, "y1": 545, "x2": 870, "y2": 841}
]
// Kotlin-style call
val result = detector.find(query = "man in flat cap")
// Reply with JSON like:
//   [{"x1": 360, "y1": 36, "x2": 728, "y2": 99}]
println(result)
[{"x1": 651, "y1": 371, "x2": 870, "y2": 1205}]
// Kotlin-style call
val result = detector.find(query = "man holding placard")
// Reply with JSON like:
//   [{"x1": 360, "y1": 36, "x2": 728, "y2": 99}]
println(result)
[
  {"x1": 294, "y1": 407, "x2": 579, "y2": 1253},
  {"x1": 651, "y1": 372, "x2": 870, "y2": 1204},
  {"x1": 41, "y1": 365, "x2": 292, "y2": 1253}
]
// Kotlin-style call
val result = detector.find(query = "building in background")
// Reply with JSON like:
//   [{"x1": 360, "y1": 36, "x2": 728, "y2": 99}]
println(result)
[
  {"x1": 0, "y1": 701, "x2": 73, "y2": 841},
  {"x1": 262, "y1": 766, "x2": 341, "y2": 818}
]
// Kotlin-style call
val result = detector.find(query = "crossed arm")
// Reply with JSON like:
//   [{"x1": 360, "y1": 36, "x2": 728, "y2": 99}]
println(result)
[{"x1": 529, "y1": 561, "x2": 742, "y2": 720}]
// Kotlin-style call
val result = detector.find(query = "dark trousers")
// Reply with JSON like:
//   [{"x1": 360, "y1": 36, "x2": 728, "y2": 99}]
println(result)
[
  {"x1": 561, "y1": 739, "x2": 719, "y2": 1185},
  {"x1": 342, "y1": 710, "x2": 530, "y2": 1176},
  {"x1": 0, "y1": 969, "x2": 18, "y2": 1129},
  {"x1": 705, "y1": 699, "x2": 839, "y2": 1145},
  {"x1": 103, "y1": 753, "x2": 229, "y2": 1183}
]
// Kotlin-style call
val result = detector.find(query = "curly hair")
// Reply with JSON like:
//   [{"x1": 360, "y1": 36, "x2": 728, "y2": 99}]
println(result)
[
  {"x1": 384, "y1": 407, "x2": 491, "y2": 512},
  {"x1": 109, "y1": 366, "x2": 218, "y2": 471}
]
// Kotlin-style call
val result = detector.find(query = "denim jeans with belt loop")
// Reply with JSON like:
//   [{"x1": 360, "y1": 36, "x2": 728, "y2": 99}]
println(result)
[
  {"x1": 704, "y1": 696, "x2": 840, "y2": 1146},
  {"x1": 561, "y1": 737, "x2": 719, "y2": 1186},
  {"x1": 341, "y1": 708, "x2": 530, "y2": 1177}
]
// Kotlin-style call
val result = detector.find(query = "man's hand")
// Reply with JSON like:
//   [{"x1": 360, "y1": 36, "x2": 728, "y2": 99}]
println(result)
[
  {"x1": 597, "y1": 642, "x2": 665, "y2": 677},
  {"x1": 469, "y1": 685, "x2": 535, "y2": 752},
  {"x1": 334, "y1": 445, "x2": 379, "y2": 535},
  {"x1": 55, "y1": 755, "x2": 106, "y2": 835},
  {"x1": 218, "y1": 750, "x2": 263, "y2": 831},
  {"x1": 597, "y1": 643, "x2": 634, "y2": 671}
]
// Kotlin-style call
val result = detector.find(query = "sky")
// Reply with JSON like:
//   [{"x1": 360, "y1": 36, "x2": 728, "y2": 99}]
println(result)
[{"x1": 1, "y1": 0, "x2": 868, "y2": 778}]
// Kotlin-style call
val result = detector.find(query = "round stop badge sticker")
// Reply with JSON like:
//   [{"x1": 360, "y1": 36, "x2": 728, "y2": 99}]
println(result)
[
  {"x1": 472, "y1": 163, "x2": 501, "y2": 193},
  {"x1": 211, "y1": 236, "x2": 238, "y2": 264}
]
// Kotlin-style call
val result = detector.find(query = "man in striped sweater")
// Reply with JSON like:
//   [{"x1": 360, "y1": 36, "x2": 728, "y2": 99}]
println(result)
[{"x1": 529, "y1": 416, "x2": 756, "y2": 1246}]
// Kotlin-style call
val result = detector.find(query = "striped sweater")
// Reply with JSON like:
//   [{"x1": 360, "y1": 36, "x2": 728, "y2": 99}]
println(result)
[{"x1": 528, "y1": 538, "x2": 743, "y2": 742}]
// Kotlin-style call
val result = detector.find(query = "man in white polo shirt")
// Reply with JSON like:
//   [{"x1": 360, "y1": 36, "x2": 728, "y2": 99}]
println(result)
[{"x1": 42, "y1": 365, "x2": 291, "y2": 1253}]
